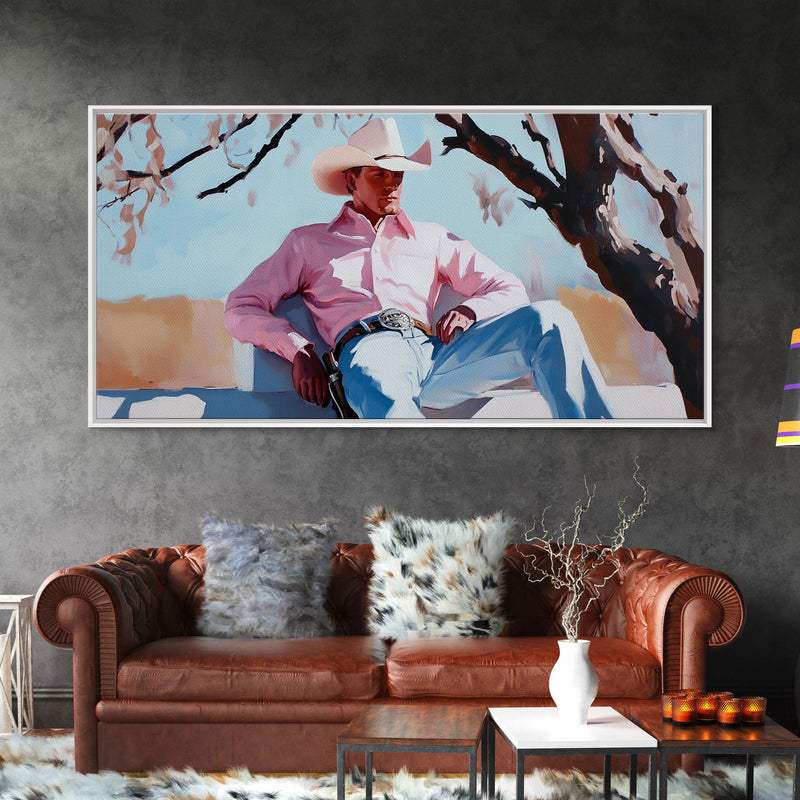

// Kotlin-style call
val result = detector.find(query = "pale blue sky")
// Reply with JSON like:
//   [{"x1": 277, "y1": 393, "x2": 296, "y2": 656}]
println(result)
[{"x1": 94, "y1": 109, "x2": 706, "y2": 303}]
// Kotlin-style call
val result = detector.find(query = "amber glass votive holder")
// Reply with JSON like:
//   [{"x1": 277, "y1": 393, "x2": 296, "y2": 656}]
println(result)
[
  {"x1": 661, "y1": 693, "x2": 683, "y2": 720},
  {"x1": 741, "y1": 696, "x2": 767, "y2": 725},
  {"x1": 672, "y1": 695, "x2": 697, "y2": 725},
  {"x1": 696, "y1": 693, "x2": 719, "y2": 722},
  {"x1": 717, "y1": 697, "x2": 742, "y2": 727}
]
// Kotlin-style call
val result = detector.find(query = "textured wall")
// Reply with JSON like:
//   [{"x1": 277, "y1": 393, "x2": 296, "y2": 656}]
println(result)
[{"x1": 1, "y1": 1, "x2": 798, "y2": 724}]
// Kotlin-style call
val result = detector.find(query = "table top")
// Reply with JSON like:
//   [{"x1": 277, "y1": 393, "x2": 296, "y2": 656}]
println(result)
[
  {"x1": 339, "y1": 705, "x2": 487, "y2": 748},
  {"x1": 489, "y1": 706, "x2": 657, "y2": 751},
  {"x1": 631, "y1": 706, "x2": 800, "y2": 750}
]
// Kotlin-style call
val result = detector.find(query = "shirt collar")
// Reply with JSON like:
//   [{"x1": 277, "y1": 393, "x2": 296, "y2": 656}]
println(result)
[{"x1": 330, "y1": 202, "x2": 416, "y2": 238}]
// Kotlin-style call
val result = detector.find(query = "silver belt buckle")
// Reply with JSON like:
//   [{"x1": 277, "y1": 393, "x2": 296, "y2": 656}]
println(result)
[{"x1": 377, "y1": 308, "x2": 413, "y2": 332}]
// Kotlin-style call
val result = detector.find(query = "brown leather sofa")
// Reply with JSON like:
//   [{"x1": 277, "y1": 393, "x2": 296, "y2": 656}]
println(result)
[{"x1": 34, "y1": 542, "x2": 744, "y2": 775}]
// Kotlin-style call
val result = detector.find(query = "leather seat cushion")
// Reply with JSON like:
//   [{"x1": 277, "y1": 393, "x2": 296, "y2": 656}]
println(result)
[
  {"x1": 385, "y1": 636, "x2": 660, "y2": 699},
  {"x1": 116, "y1": 636, "x2": 386, "y2": 702}
]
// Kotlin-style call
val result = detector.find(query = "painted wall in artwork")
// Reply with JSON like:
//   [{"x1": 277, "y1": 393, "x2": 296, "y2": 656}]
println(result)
[
  {"x1": 96, "y1": 296, "x2": 236, "y2": 390},
  {"x1": 95, "y1": 289, "x2": 672, "y2": 391}
]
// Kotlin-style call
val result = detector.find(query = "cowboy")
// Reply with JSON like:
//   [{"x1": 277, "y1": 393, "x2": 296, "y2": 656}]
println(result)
[{"x1": 224, "y1": 117, "x2": 614, "y2": 419}]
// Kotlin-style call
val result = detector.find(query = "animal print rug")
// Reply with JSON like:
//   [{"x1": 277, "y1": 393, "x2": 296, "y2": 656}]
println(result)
[{"x1": 0, "y1": 732, "x2": 794, "y2": 799}]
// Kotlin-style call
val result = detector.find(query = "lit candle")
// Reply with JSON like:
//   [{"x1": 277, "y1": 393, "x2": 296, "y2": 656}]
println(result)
[
  {"x1": 696, "y1": 694, "x2": 719, "y2": 722},
  {"x1": 741, "y1": 696, "x2": 766, "y2": 725},
  {"x1": 661, "y1": 692, "x2": 683, "y2": 720},
  {"x1": 672, "y1": 695, "x2": 697, "y2": 725},
  {"x1": 717, "y1": 697, "x2": 742, "y2": 727},
  {"x1": 661, "y1": 694, "x2": 672, "y2": 720}
]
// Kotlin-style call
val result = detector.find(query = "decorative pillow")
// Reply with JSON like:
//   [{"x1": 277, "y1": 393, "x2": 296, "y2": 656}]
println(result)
[
  {"x1": 365, "y1": 507, "x2": 513, "y2": 640},
  {"x1": 197, "y1": 513, "x2": 337, "y2": 639}
]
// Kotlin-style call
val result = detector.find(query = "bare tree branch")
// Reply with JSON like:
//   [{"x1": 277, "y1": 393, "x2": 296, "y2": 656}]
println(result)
[
  {"x1": 96, "y1": 112, "x2": 302, "y2": 259},
  {"x1": 167, "y1": 113, "x2": 260, "y2": 177},
  {"x1": 522, "y1": 114, "x2": 566, "y2": 188},
  {"x1": 197, "y1": 113, "x2": 302, "y2": 199},
  {"x1": 436, "y1": 113, "x2": 564, "y2": 211},
  {"x1": 96, "y1": 113, "x2": 150, "y2": 163},
  {"x1": 96, "y1": 113, "x2": 261, "y2": 195}
]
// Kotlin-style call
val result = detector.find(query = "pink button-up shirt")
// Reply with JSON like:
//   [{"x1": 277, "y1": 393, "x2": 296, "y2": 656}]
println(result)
[{"x1": 224, "y1": 202, "x2": 530, "y2": 363}]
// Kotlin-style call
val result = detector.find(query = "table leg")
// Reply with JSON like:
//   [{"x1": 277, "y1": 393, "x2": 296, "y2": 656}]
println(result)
[
  {"x1": 366, "y1": 750, "x2": 373, "y2": 800},
  {"x1": 648, "y1": 752, "x2": 657, "y2": 800},
  {"x1": 336, "y1": 744, "x2": 345, "y2": 800},
  {"x1": 469, "y1": 749, "x2": 477, "y2": 800},
  {"x1": 629, "y1": 754, "x2": 637, "y2": 799},
  {"x1": 793, "y1": 752, "x2": 798, "y2": 800},
  {"x1": 516, "y1": 751, "x2": 525, "y2": 800},
  {"x1": 745, "y1": 754, "x2": 754, "y2": 800},
  {"x1": 659, "y1": 751, "x2": 669, "y2": 800},
  {"x1": 487, "y1": 715, "x2": 496, "y2": 798},
  {"x1": 481, "y1": 718, "x2": 488, "y2": 798},
  {"x1": 604, "y1": 754, "x2": 612, "y2": 799}
]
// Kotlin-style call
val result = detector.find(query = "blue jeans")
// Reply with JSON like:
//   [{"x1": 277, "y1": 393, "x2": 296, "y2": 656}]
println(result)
[{"x1": 338, "y1": 301, "x2": 613, "y2": 419}]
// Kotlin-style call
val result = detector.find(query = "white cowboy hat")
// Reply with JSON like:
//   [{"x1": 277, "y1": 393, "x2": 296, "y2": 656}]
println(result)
[{"x1": 311, "y1": 117, "x2": 432, "y2": 195}]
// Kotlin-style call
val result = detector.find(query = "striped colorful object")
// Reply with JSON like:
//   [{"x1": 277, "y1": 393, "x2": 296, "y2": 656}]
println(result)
[{"x1": 776, "y1": 327, "x2": 800, "y2": 446}]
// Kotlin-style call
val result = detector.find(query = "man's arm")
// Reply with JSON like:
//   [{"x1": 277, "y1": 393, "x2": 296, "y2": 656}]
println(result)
[
  {"x1": 435, "y1": 228, "x2": 530, "y2": 326},
  {"x1": 223, "y1": 232, "x2": 314, "y2": 365},
  {"x1": 225, "y1": 233, "x2": 331, "y2": 407}
]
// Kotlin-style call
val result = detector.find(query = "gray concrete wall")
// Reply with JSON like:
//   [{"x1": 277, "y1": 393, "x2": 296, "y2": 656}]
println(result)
[{"x1": 1, "y1": 1, "x2": 798, "y2": 728}]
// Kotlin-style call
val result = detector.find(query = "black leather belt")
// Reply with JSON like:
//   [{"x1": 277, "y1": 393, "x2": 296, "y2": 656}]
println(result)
[{"x1": 332, "y1": 308, "x2": 432, "y2": 363}]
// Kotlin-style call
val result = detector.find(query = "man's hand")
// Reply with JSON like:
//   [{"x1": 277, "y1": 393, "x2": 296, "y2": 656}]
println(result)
[
  {"x1": 291, "y1": 345, "x2": 330, "y2": 407},
  {"x1": 436, "y1": 304, "x2": 477, "y2": 344}
]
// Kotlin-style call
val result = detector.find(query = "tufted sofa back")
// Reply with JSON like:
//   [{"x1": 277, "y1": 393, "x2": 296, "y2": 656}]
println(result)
[
  {"x1": 325, "y1": 542, "x2": 649, "y2": 639},
  {"x1": 85, "y1": 546, "x2": 206, "y2": 646},
  {"x1": 81, "y1": 542, "x2": 694, "y2": 643}
]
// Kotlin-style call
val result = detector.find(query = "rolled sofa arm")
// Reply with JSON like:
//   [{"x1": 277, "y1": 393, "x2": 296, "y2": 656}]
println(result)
[
  {"x1": 618, "y1": 548, "x2": 745, "y2": 692},
  {"x1": 34, "y1": 546, "x2": 204, "y2": 773},
  {"x1": 35, "y1": 564, "x2": 136, "y2": 775},
  {"x1": 35, "y1": 566, "x2": 135, "y2": 701},
  {"x1": 34, "y1": 545, "x2": 205, "y2": 698}
]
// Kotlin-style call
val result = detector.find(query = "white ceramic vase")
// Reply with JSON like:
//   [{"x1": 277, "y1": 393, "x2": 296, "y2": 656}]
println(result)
[{"x1": 548, "y1": 638, "x2": 598, "y2": 726}]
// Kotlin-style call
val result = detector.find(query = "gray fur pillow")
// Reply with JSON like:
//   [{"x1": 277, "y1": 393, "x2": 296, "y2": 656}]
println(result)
[
  {"x1": 197, "y1": 513, "x2": 337, "y2": 639},
  {"x1": 365, "y1": 507, "x2": 513, "y2": 640}
]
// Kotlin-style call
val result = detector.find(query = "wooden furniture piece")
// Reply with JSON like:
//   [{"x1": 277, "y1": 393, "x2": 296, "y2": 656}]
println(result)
[
  {"x1": 488, "y1": 706, "x2": 658, "y2": 800},
  {"x1": 0, "y1": 595, "x2": 34, "y2": 736},
  {"x1": 336, "y1": 705, "x2": 487, "y2": 800},
  {"x1": 632, "y1": 705, "x2": 800, "y2": 800}
]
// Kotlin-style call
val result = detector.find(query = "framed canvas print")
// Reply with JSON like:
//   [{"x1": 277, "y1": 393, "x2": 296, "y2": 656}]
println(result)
[{"x1": 90, "y1": 106, "x2": 710, "y2": 427}]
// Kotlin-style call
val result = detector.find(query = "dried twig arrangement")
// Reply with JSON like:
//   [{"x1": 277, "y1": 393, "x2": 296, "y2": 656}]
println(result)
[{"x1": 520, "y1": 460, "x2": 649, "y2": 642}]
